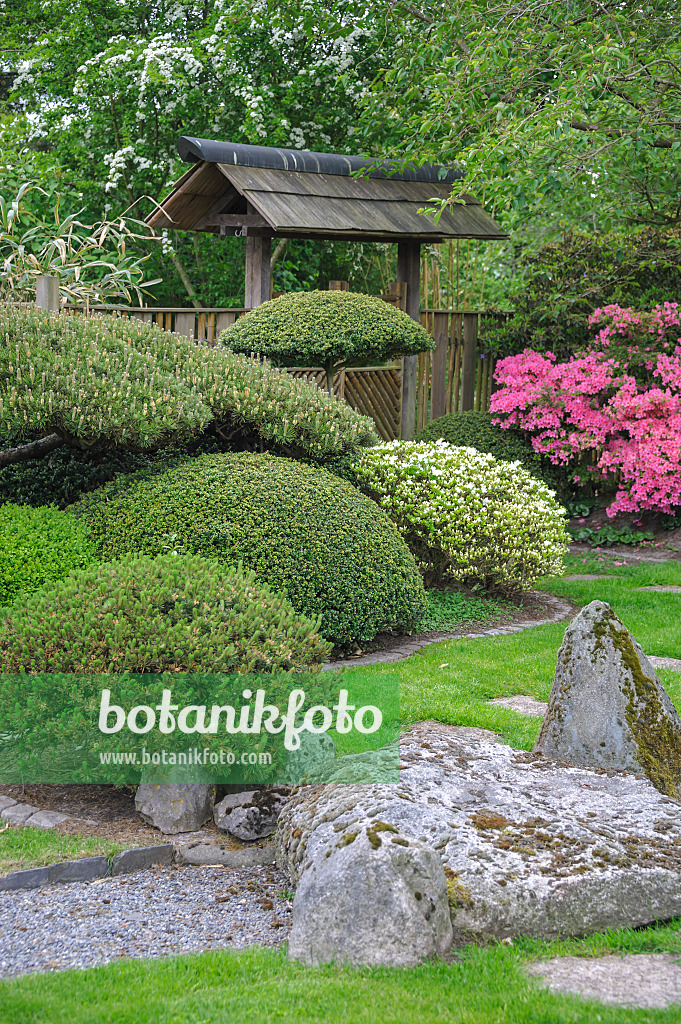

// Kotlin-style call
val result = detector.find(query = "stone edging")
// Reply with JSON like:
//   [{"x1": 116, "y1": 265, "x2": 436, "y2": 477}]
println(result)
[
  {"x1": 0, "y1": 841, "x2": 276, "y2": 892},
  {"x1": 323, "y1": 592, "x2": 574, "y2": 669}
]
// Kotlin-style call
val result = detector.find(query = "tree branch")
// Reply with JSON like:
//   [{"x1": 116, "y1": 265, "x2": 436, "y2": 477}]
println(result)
[{"x1": 0, "y1": 433, "x2": 65, "y2": 468}]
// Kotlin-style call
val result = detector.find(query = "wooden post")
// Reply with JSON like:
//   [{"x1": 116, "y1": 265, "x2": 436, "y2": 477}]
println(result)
[
  {"x1": 35, "y1": 274, "x2": 59, "y2": 312},
  {"x1": 398, "y1": 241, "x2": 421, "y2": 439},
  {"x1": 430, "y1": 312, "x2": 449, "y2": 421},
  {"x1": 174, "y1": 312, "x2": 195, "y2": 341},
  {"x1": 461, "y1": 312, "x2": 478, "y2": 412},
  {"x1": 244, "y1": 233, "x2": 272, "y2": 309}
]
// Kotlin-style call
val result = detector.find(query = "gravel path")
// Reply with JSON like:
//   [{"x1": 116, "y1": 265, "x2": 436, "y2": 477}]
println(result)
[{"x1": 0, "y1": 864, "x2": 291, "y2": 978}]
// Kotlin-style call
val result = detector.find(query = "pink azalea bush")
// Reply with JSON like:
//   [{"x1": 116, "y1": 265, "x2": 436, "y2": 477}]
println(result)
[{"x1": 490, "y1": 303, "x2": 681, "y2": 516}]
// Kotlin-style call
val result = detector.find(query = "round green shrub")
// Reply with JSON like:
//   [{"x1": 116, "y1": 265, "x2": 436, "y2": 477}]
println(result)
[
  {"x1": 0, "y1": 553, "x2": 332, "y2": 673},
  {"x1": 415, "y1": 411, "x2": 572, "y2": 497},
  {"x1": 71, "y1": 453, "x2": 427, "y2": 647},
  {"x1": 0, "y1": 502, "x2": 97, "y2": 606},
  {"x1": 355, "y1": 441, "x2": 567, "y2": 593},
  {"x1": 220, "y1": 290, "x2": 434, "y2": 382}
]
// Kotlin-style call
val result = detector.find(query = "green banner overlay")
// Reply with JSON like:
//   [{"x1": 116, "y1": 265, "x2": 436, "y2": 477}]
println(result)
[{"x1": 0, "y1": 671, "x2": 400, "y2": 785}]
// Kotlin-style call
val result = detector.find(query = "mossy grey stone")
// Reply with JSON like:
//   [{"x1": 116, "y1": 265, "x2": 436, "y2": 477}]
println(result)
[
  {"x1": 533, "y1": 600, "x2": 681, "y2": 797},
  {"x1": 135, "y1": 784, "x2": 216, "y2": 835},
  {"x1": 286, "y1": 826, "x2": 452, "y2": 967},
  {"x1": 278, "y1": 723, "x2": 681, "y2": 947},
  {"x1": 214, "y1": 788, "x2": 289, "y2": 841}
]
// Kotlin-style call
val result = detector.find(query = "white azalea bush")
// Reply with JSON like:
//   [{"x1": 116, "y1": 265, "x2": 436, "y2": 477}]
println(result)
[{"x1": 355, "y1": 441, "x2": 568, "y2": 593}]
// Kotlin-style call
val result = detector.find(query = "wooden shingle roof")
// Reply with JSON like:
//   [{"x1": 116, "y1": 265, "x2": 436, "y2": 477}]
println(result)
[{"x1": 147, "y1": 138, "x2": 507, "y2": 242}]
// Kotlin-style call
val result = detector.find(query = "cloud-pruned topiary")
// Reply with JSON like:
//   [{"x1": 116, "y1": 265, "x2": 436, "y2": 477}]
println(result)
[
  {"x1": 220, "y1": 290, "x2": 435, "y2": 392},
  {"x1": 0, "y1": 502, "x2": 97, "y2": 606},
  {"x1": 355, "y1": 440, "x2": 567, "y2": 594},
  {"x1": 0, "y1": 552, "x2": 332, "y2": 673},
  {"x1": 71, "y1": 453, "x2": 427, "y2": 648},
  {"x1": 0, "y1": 305, "x2": 377, "y2": 469}
]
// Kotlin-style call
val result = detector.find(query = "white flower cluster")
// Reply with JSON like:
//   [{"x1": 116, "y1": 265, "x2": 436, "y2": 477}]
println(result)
[{"x1": 356, "y1": 441, "x2": 567, "y2": 593}]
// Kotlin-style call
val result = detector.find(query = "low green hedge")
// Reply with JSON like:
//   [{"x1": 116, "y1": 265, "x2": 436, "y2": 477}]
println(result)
[
  {"x1": 0, "y1": 552, "x2": 331, "y2": 673},
  {"x1": 71, "y1": 453, "x2": 427, "y2": 648},
  {"x1": 0, "y1": 503, "x2": 97, "y2": 606}
]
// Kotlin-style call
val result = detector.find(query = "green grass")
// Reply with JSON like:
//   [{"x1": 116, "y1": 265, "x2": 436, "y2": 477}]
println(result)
[
  {"x1": 336, "y1": 556, "x2": 681, "y2": 751},
  {"x1": 0, "y1": 825, "x2": 124, "y2": 876},
  {"x1": 3, "y1": 923, "x2": 681, "y2": 1024}
]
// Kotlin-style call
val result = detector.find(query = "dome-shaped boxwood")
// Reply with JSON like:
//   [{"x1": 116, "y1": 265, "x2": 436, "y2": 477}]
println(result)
[
  {"x1": 220, "y1": 290, "x2": 434, "y2": 392},
  {"x1": 0, "y1": 552, "x2": 331, "y2": 673},
  {"x1": 71, "y1": 454, "x2": 427, "y2": 647},
  {"x1": 356, "y1": 441, "x2": 567, "y2": 593}
]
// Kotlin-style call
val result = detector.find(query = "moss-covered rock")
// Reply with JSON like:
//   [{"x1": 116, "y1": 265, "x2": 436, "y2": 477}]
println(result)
[{"x1": 534, "y1": 600, "x2": 681, "y2": 797}]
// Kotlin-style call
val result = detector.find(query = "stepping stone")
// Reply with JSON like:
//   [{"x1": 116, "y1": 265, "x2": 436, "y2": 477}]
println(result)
[
  {"x1": 489, "y1": 696, "x2": 548, "y2": 717},
  {"x1": 563, "y1": 574, "x2": 615, "y2": 581},
  {"x1": 1, "y1": 803, "x2": 40, "y2": 824},
  {"x1": 649, "y1": 656, "x2": 681, "y2": 673},
  {"x1": 0, "y1": 796, "x2": 17, "y2": 811},
  {"x1": 526, "y1": 953, "x2": 681, "y2": 1009},
  {"x1": 637, "y1": 585, "x2": 681, "y2": 593},
  {"x1": 25, "y1": 809, "x2": 71, "y2": 829}
]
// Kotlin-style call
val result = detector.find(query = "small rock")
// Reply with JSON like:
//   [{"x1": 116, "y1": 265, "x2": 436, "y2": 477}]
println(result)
[
  {"x1": 0, "y1": 797, "x2": 17, "y2": 812},
  {"x1": 24, "y1": 810, "x2": 70, "y2": 830},
  {"x1": 287, "y1": 826, "x2": 452, "y2": 967},
  {"x1": 135, "y1": 784, "x2": 216, "y2": 835},
  {"x1": 214, "y1": 788, "x2": 289, "y2": 841},
  {"x1": 1, "y1": 804, "x2": 40, "y2": 824},
  {"x1": 534, "y1": 601, "x2": 681, "y2": 798}
]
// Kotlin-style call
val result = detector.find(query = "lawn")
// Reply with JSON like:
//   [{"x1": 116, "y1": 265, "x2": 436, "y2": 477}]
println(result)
[
  {"x1": 336, "y1": 556, "x2": 681, "y2": 751},
  {"x1": 0, "y1": 826, "x2": 124, "y2": 876},
  {"x1": 3, "y1": 922, "x2": 681, "y2": 1024}
]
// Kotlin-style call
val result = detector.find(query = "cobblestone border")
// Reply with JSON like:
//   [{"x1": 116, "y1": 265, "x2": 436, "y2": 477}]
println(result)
[
  {"x1": 323, "y1": 592, "x2": 575, "y2": 669},
  {"x1": 0, "y1": 840, "x2": 276, "y2": 892}
]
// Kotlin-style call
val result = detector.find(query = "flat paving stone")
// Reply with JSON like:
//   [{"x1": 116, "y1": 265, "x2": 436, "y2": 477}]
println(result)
[
  {"x1": 637, "y1": 585, "x2": 681, "y2": 593},
  {"x1": 526, "y1": 953, "x2": 681, "y2": 1009},
  {"x1": 1, "y1": 804, "x2": 39, "y2": 824},
  {"x1": 0, "y1": 797, "x2": 17, "y2": 812},
  {"x1": 563, "y1": 574, "x2": 615, "y2": 582},
  {"x1": 25, "y1": 810, "x2": 70, "y2": 830},
  {"x1": 649, "y1": 656, "x2": 681, "y2": 673},
  {"x1": 489, "y1": 695, "x2": 548, "y2": 717}
]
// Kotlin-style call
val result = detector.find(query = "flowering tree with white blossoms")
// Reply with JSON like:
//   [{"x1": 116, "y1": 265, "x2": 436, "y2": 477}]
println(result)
[{"x1": 5, "y1": 0, "x2": 394, "y2": 303}]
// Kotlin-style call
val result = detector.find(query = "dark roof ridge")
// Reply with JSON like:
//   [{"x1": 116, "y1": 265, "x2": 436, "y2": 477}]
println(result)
[{"x1": 177, "y1": 136, "x2": 462, "y2": 185}]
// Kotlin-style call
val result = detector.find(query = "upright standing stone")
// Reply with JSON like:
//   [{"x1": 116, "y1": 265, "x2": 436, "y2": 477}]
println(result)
[{"x1": 533, "y1": 600, "x2": 681, "y2": 797}]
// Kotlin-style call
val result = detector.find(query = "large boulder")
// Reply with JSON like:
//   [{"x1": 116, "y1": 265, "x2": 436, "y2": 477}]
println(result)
[
  {"x1": 278, "y1": 723, "x2": 681, "y2": 955},
  {"x1": 135, "y1": 784, "x2": 215, "y2": 835},
  {"x1": 287, "y1": 825, "x2": 452, "y2": 967},
  {"x1": 533, "y1": 600, "x2": 681, "y2": 797}
]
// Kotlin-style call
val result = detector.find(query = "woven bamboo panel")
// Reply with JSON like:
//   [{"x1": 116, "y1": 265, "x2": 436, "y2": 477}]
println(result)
[{"x1": 288, "y1": 366, "x2": 401, "y2": 440}]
